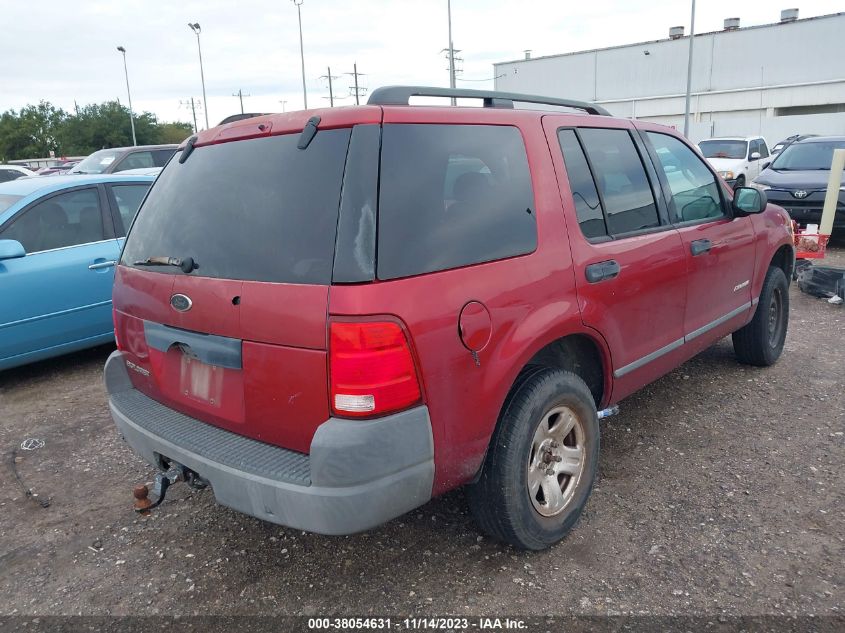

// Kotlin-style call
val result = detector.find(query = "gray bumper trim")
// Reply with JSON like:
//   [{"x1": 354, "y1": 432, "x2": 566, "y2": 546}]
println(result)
[
  {"x1": 111, "y1": 389, "x2": 311, "y2": 485},
  {"x1": 105, "y1": 351, "x2": 434, "y2": 535}
]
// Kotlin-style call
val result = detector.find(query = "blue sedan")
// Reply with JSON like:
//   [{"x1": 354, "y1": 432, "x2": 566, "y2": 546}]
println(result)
[{"x1": 0, "y1": 174, "x2": 154, "y2": 370}]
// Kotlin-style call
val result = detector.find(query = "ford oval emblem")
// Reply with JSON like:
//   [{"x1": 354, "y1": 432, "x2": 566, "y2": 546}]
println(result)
[{"x1": 170, "y1": 294, "x2": 193, "y2": 312}]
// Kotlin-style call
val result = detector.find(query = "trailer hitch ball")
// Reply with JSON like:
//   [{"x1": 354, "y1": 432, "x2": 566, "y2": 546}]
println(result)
[
  {"x1": 134, "y1": 465, "x2": 185, "y2": 514},
  {"x1": 133, "y1": 484, "x2": 152, "y2": 515}
]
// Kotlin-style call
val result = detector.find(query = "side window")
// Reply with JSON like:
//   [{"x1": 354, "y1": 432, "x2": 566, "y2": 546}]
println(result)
[
  {"x1": 749, "y1": 139, "x2": 760, "y2": 158},
  {"x1": 153, "y1": 149, "x2": 176, "y2": 167},
  {"x1": 0, "y1": 169, "x2": 23, "y2": 183},
  {"x1": 758, "y1": 140, "x2": 769, "y2": 158},
  {"x1": 110, "y1": 183, "x2": 151, "y2": 236},
  {"x1": 578, "y1": 128, "x2": 660, "y2": 235},
  {"x1": 0, "y1": 188, "x2": 103, "y2": 253},
  {"x1": 114, "y1": 151, "x2": 154, "y2": 172},
  {"x1": 378, "y1": 124, "x2": 537, "y2": 280},
  {"x1": 646, "y1": 132, "x2": 725, "y2": 223},
  {"x1": 558, "y1": 129, "x2": 607, "y2": 239}
]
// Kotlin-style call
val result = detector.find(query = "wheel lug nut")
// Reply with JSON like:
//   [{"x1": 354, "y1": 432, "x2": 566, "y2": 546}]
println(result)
[{"x1": 545, "y1": 468, "x2": 555, "y2": 476}]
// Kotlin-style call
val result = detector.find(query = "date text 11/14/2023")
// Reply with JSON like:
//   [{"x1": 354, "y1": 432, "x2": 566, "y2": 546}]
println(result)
[{"x1": 307, "y1": 617, "x2": 527, "y2": 630}]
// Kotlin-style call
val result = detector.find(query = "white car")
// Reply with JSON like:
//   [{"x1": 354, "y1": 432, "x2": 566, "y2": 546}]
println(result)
[
  {"x1": 0, "y1": 165, "x2": 36, "y2": 183},
  {"x1": 697, "y1": 137, "x2": 771, "y2": 189}
]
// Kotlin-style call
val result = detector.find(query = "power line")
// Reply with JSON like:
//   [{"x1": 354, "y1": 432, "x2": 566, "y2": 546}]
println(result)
[
  {"x1": 319, "y1": 67, "x2": 340, "y2": 107},
  {"x1": 440, "y1": 48, "x2": 463, "y2": 76},
  {"x1": 344, "y1": 63, "x2": 367, "y2": 105},
  {"x1": 179, "y1": 98, "x2": 203, "y2": 134},
  {"x1": 458, "y1": 73, "x2": 506, "y2": 83},
  {"x1": 231, "y1": 89, "x2": 251, "y2": 114}
]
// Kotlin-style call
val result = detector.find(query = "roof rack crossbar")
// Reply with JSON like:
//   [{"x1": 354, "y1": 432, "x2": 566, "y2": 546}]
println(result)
[{"x1": 367, "y1": 86, "x2": 610, "y2": 116}]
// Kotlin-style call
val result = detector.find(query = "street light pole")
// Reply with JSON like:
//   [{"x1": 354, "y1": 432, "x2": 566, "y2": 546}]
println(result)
[
  {"x1": 116, "y1": 46, "x2": 137, "y2": 146},
  {"x1": 188, "y1": 22, "x2": 210, "y2": 129},
  {"x1": 683, "y1": 0, "x2": 696, "y2": 139},
  {"x1": 292, "y1": 0, "x2": 308, "y2": 110}
]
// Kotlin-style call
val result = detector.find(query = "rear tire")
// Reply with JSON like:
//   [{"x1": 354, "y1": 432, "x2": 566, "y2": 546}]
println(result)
[
  {"x1": 732, "y1": 266, "x2": 789, "y2": 366},
  {"x1": 467, "y1": 368, "x2": 599, "y2": 550}
]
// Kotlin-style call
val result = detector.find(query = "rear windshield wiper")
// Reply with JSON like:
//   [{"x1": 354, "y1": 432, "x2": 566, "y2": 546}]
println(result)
[{"x1": 133, "y1": 256, "x2": 198, "y2": 273}]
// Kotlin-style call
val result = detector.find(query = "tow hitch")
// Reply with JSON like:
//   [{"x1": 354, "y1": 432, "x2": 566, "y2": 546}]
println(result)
[{"x1": 133, "y1": 462, "x2": 208, "y2": 515}]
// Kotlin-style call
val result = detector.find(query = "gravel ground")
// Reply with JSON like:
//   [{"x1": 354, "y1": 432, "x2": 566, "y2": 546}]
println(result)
[{"x1": 1, "y1": 247, "x2": 843, "y2": 622}]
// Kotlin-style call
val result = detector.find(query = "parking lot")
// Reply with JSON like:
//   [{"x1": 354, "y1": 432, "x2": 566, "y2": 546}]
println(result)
[{"x1": 0, "y1": 246, "x2": 841, "y2": 619}]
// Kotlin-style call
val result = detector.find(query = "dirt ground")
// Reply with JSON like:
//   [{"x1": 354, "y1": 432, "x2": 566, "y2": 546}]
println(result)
[{"x1": 1, "y1": 247, "x2": 843, "y2": 623}]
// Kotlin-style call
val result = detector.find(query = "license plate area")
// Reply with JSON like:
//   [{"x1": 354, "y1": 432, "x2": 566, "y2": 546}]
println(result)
[
  {"x1": 146, "y1": 341, "x2": 246, "y2": 428},
  {"x1": 179, "y1": 349, "x2": 224, "y2": 407}
]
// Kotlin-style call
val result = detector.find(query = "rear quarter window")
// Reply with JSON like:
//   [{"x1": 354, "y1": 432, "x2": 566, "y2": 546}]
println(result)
[
  {"x1": 377, "y1": 124, "x2": 536, "y2": 280},
  {"x1": 110, "y1": 183, "x2": 151, "y2": 236}
]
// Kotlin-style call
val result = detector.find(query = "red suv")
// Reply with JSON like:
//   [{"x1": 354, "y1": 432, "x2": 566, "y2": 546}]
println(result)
[{"x1": 105, "y1": 87, "x2": 795, "y2": 550}]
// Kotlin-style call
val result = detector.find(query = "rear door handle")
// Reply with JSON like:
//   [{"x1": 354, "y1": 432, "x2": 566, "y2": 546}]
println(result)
[
  {"x1": 690, "y1": 239, "x2": 712, "y2": 256},
  {"x1": 88, "y1": 260, "x2": 117, "y2": 270},
  {"x1": 585, "y1": 260, "x2": 620, "y2": 283}
]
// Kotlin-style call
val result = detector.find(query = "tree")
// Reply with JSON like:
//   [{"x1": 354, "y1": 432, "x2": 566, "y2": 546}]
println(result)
[
  {"x1": 0, "y1": 100, "x2": 195, "y2": 161},
  {"x1": 0, "y1": 102, "x2": 66, "y2": 161},
  {"x1": 157, "y1": 122, "x2": 194, "y2": 144}
]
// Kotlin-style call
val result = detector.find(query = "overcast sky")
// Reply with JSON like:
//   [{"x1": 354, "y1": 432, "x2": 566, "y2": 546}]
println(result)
[{"x1": 2, "y1": 0, "x2": 838, "y2": 129}]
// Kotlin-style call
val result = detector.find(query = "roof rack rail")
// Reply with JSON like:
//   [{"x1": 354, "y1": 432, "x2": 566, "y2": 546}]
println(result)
[{"x1": 367, "y1": 85, "x2": 611, "y2": 116}]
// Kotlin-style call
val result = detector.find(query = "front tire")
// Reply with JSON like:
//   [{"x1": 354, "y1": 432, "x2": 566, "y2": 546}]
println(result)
[
  {"x1": 732, "y1": 266, "x2": 789, "y2": 366},
  {"x1": 467, "y1": 368, "x2": 599, "y2": 550}
]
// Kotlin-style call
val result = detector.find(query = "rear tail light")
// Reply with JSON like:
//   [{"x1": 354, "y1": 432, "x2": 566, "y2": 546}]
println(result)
[{"x1": 329, "y1": 321, "x2": 422, "y2": 418}]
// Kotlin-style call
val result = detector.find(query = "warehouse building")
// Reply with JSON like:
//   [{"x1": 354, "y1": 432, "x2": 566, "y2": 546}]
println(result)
[{"x1": 493, "y1": 9, "x2": 845, "y2": 143}]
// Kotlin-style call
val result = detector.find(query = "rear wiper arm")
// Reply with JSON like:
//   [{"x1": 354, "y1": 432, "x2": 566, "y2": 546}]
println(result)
[{"x1": 133, "y1": 256, "x2": 197, "y2": 273}]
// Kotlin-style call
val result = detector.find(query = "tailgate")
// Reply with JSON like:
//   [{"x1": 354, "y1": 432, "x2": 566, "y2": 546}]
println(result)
[{"x1": 114, "y1": 268, "x2": 330, "y2": 453}]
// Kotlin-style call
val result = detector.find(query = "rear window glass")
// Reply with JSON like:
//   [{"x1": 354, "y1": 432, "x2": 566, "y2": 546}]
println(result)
[
  {"x1": 121, "y1": 129, "x2": 351, "y2": 284},
  {"x1": 110, "y1": 183, "x2": 151, "y2": 236},
  {"x1": 377, "y1": 124, "x2": 536, "y2": 280},
  {"x1": 0, "y1": 194, "x2": 23, "y2": 214}
]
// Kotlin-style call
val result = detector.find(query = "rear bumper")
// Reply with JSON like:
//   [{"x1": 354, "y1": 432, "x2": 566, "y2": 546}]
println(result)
[{"x1": 105, "y1": 351, "x2": 434, "y2": 535}]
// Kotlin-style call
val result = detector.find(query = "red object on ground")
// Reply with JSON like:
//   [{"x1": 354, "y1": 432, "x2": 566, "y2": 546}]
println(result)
[{"x1": 794, "y1": 232, "x2": 830, "y2": 260}]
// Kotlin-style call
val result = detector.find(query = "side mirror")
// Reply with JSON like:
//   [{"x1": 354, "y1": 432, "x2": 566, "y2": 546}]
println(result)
[
  {"x1": 750, "y1": 151, "x2": 761, "y2": 160},
  {"x1": 0, "y1": 239, "x2": 26, "y2": 261},
  {"x1": 732, "y1": 187, "x2": 767, "y2": 215}
]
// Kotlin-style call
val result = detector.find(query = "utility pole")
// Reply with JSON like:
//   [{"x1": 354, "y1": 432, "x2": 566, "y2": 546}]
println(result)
[
  {"x1": 683, "y1": 0, "x2": 696, "y2": 138},
  {"x1": 345, "y1": 63, "x2": 366, "y2": 105},
  {"x1": 279, "y1": 100, "x2": 288, "y2": 112},
  {"x1": 179, "y1": 98, "x2": 202, "y2": 134},
  {"x1": 232, "y1": 89, "x2": 250, "y2": 114},
  {"x1": 292, "y1": 0, "x2": 308, "y2": 109},
  {"x1": 447, "y1": 0, "x2": 456, "y2": 105},
  {"x1": 320, "y1": 67, "x2": 339, "y2": 106}
]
